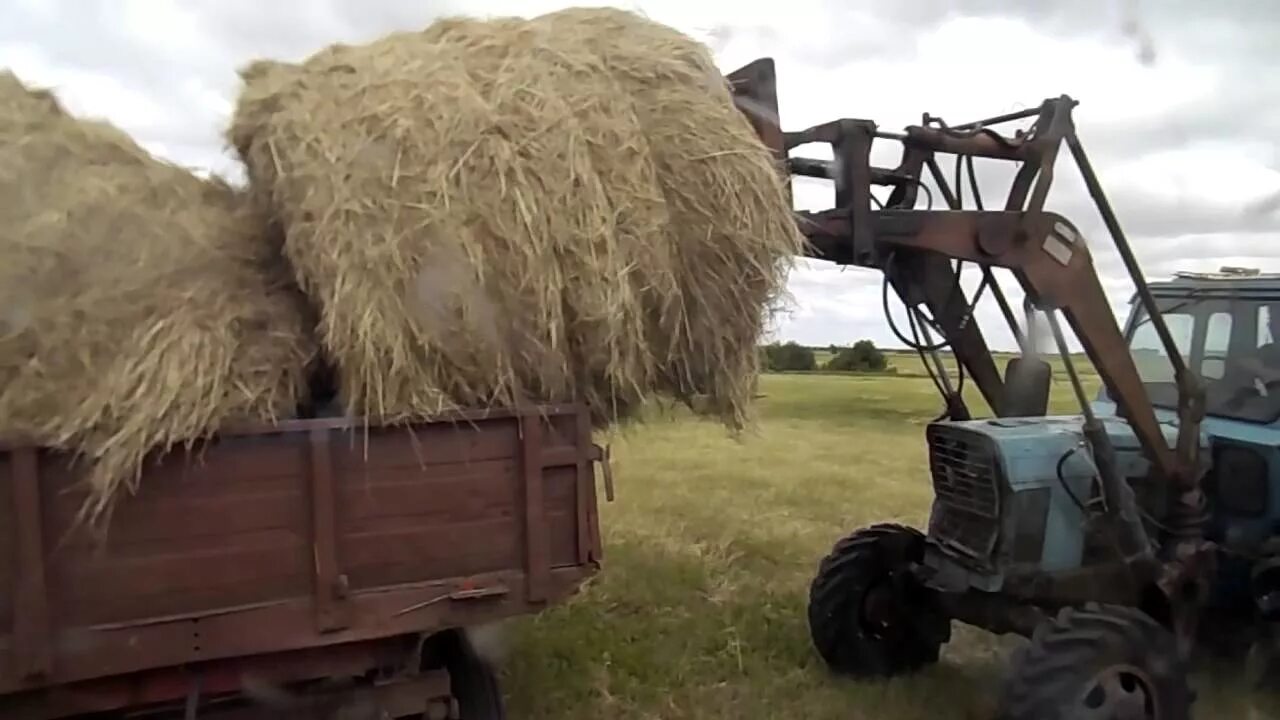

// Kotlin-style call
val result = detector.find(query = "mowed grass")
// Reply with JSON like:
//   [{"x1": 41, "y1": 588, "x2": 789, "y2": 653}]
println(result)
[{"x1": 499, "y1": 363, "x2": 1280, "y2": 719}]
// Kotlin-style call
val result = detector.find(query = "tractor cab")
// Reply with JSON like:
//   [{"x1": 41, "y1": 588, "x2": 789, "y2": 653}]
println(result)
[
  {"x1": 1097, "y1": 269, "x2": 1280, "y2": 618},
  {"x1": 1105, "y1": 268, "x2": 1280, "y2": 432}
]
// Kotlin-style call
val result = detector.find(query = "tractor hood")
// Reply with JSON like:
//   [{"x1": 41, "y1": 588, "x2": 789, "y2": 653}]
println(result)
[
  {"x1": 921, "y1": 414, "x2": 1207, "y2": 588},
  {"x1": 937, "y1": 414, "x2": 1193, "y2": 489}
]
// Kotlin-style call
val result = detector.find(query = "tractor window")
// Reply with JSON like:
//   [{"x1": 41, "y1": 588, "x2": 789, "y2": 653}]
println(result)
[
  {"x1": 1202, "y1": 312, "x2": 1232, "y2": 380},
  {"x1": 1259, "y1": 305, "x2": 1276, "y2": 348},
  {"x1": 1117, "y1": 296, "x2": 1280, "y2": 423},
  {"x1": 1129, "y1": 311, "x2": 1192, "y2": 384}
]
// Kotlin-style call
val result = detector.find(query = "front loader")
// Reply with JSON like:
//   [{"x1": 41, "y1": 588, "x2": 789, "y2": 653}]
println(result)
[{"x1": 729, "y1": 58, "x2": 1280, "y2": 720}]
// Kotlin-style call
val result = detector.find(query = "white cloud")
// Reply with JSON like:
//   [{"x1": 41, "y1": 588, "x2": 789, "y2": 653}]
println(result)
[
  {"x1": 118, "y1": 1, "x2": 212, "y2": 58},
  {"x1": 1106, "y1": 141, "x2": 1280, "y2": 209},
  {"x1": 916, "y1": 16, "x2": 1218, "y2": 125},
  {"x1": 0, "y1": 43, "x2": 166, "y2": 130},
  {"x1": 4, "y1": 0, "x2": 1277, "y2": 354}
]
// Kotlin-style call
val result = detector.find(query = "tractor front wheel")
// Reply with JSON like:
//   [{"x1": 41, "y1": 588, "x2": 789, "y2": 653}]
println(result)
[
  {"x1": 806, "y1": 523, "x2": 951, "y2": 677},
  {"x1": 997, "y1": 603, "x2": 1193, "y2": 720}
]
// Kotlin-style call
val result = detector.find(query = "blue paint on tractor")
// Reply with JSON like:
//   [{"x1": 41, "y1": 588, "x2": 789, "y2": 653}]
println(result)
[
  {"x1": 920, "y1": 413, "x2": 1191, "y2": 593},
  {"x1": 1091, "y1": 397, "x2": 1280, "y2": 610},
  {"x1": 921, "y1": 270, "x2": 1280, "y2": 615}
]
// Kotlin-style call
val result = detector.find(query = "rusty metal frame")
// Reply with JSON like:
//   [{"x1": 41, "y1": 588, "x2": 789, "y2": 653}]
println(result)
[
  {"x1": 726, "y1": 58, "x2": 785, "y2": 168},
  {"x1": 11, "y1": 448, "x2": 52, "y2": 683},
  {"x1": 520, "y1": 412, "x2": 551, "y2": 603},
  {"x1": 727, "y1": 57, "x2": 1200, "y2": 493},
  {"x1": 1, "y1": 563, "x2": 590, "y2": 716},
  {"x1": 181, "y1": 671, "x2": 453, "y2": 720},
  {"x1": 308, "y1": 427, "x2": 352, "y2": 633},
  {"x1": 0, "y1": 403, "x2": 592, "y2": 453},
  {"x1": 576, "y1": 410, "x2": 604, "y2": 566},
  {"x1": 1, "y1": 635, "x2": 450, "y2": 719}
]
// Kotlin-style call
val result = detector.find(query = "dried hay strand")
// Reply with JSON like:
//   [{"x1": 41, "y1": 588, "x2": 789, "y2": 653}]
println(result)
[
  {"x1": 229, "y1": 8, "x2": 801, "y2": 428},
  {"x1": 0, "y1": 71, "x2": 316, "y2": 527}
]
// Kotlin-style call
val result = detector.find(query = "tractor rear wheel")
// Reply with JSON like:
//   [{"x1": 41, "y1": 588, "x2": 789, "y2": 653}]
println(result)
[
  {"x1": 997, "y1": 603, "x2": 1193, "y2": 720},
  {"x1": 806, "y1": 523, "x2": 950, "y2": 677}
]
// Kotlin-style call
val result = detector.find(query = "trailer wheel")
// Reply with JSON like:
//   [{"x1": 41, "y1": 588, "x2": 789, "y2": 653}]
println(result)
[
  {"x1": 807, "y1": 523, "x2": 950, "y2": 677},
  {"x1": 441, "y1": 630, "x2": 506, "y2": 720},
  {"x1": 997, "y1": 603, "x2": 1193, "y2": 720},
  {"x1": 415, "y1": 629, "x2": 506, "y2": 720}
]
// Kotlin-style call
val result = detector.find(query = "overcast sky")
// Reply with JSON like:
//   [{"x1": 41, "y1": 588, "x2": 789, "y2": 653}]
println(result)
[{"x1": 4, "y1": 0, "x2": 1278, "y2": 350}]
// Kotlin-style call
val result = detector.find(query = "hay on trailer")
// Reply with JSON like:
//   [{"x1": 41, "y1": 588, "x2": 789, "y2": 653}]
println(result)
[
  {"x1": 0, "y1": 71, "x2": 316, "y2": 527},
  {"x1": 532, "y1": 7, "x2": 802, "y2": 425},
  {"x1": 229, "y1": 8, "x2": 802, "y2": 428}
]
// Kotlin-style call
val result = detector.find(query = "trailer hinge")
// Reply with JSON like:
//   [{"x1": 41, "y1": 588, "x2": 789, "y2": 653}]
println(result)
[{"x1": 591, "y1": 443, "x2": 614, "y2": 502}]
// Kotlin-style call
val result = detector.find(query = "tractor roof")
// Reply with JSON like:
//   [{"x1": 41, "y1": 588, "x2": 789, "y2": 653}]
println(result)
[{"x1": 1141, "y1": 267, "x2": 1280, "y2": 301}]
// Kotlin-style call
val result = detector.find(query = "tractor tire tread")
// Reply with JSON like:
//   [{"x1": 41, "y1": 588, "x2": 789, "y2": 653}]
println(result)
[
  {"x1": 807, "y1": 524, "x2": 946, "y2": 679},
  {"x1": 997, "y1": 603, "x2": 1193, "y2": 720},
  {"x1": 820, "y1": 524, "x2": 921, "y2": 572}
]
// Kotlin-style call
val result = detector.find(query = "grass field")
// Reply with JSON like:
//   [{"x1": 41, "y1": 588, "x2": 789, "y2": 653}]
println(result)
[{"x1": 497, "y1": 360, "x2": 1279, "y2": 719}]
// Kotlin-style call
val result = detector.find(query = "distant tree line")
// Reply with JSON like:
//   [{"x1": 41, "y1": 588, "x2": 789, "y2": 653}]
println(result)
[{"x1": 760, "y1": 340, "x2": 892, "y2": 373}]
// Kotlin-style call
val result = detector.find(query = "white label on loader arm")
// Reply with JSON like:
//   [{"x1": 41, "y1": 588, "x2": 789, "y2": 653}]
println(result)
[
  {"x1": 1053, "y1": 221, "x2": 1081, "y2": 246},
  {"x1": 1043, "y1": 233, "x2": 1074, "y2": 266}
]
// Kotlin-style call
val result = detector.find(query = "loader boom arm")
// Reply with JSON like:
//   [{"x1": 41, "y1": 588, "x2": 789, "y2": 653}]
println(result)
[
  {"x1": 808, "y1": 208, "x2": 1179, "y2": 481},
  {"x1": 726, "y1": 57, "x2": 1205, "y2": 497}
]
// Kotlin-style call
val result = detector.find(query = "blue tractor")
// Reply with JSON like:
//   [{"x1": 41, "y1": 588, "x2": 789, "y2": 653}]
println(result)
[{"x1": 729, "y1": 58, "x2": 1280, "y2": 720}]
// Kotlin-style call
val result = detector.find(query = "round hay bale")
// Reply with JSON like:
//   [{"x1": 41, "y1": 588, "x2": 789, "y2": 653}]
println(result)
[
  {"x1": 0, "y1": 71, "x2": 316, "y2": 527},
  {"x1": 228, "y1": 8, "x2": 801, "y2": 429}
]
